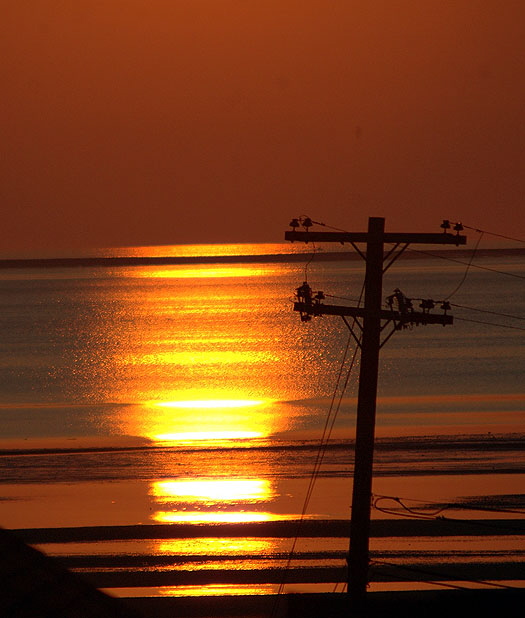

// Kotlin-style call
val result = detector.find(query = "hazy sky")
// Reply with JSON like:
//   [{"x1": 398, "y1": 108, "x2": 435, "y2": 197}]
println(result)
[{"x1": 2, "y1": 1, "x2": 524, "y2": 251}]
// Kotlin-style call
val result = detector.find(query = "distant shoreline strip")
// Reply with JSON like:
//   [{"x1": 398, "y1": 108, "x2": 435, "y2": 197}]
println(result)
[
  {"x1": 13, "y1": 518, "x2": 525, "y2": 544},
  {"x1": 0, "y1": 248, "x2": 523, "y2": 269},
  {"x1": 1, "y1": 433, "x2": 523, "y2": 457}
]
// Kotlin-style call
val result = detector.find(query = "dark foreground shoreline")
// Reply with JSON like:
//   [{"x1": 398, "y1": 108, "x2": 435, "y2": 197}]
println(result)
[
  {"x1": 12, "y1": 519, "x2": 525, "y2": 589},
  {"x1": 124, "y1": 589, "x2": 525, "y2": 618},
  {"x1": 3, "y1": 524, "x2": 524, "y2": 618}
]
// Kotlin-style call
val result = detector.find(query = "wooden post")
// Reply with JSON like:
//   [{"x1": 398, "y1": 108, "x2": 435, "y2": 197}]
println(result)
[{"x1": 347, "y1": 217, "x2": 384, "y2": 605}]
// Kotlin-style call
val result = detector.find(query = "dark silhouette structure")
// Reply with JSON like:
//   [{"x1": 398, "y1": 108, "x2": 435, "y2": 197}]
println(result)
[{"x1": 286, "y1": 216, "x2": 467, "y2": 607}]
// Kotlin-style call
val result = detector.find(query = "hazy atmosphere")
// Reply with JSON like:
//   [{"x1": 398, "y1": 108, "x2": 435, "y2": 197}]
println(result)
[
  {"x1": 2, "y1": 1, "x2": 524, "y2": 252},
  {"x1": 2, "y1": 3, "x2": 524, "y2": 611}
]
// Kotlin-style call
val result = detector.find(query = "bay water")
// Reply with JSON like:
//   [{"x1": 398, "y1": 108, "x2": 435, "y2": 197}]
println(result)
[{"x1": 0, "y1": 243, "x2": 523, "y2": 596}]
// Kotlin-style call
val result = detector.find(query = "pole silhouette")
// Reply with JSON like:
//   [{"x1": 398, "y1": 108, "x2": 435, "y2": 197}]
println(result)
[{"x1": 285, "y1": 216, "x2": 467, "y2": 606}]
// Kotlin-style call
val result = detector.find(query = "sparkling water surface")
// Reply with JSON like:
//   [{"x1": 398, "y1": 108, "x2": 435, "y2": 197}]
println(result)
[{"x1": 1, "y1": 243, "x2": 523, "y2": 595}]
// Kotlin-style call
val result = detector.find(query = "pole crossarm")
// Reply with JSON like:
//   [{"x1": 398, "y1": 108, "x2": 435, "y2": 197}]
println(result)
[
  {"x1": 293, "y1": 301, "x2": 453, "y2": 326},
  {"x1": 285, "y1": 230, "x2": 467, "y2": 246}
]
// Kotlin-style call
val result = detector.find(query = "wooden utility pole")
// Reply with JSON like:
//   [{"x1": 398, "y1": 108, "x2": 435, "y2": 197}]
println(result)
[
  {"x1": 347, "y1": 217, "x2": 384, "y2": 603},
  {"x1": 285, "y1": 216, "x2": 466, "y2": 608}
]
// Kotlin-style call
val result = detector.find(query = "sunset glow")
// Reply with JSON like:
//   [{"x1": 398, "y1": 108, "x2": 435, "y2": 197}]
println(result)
[
  {"x1": 3, "y1": 1, "x2": 524, "y2": 604},
  {"x1": 152, "y1": 511, "x2": 276, "y2": 524},
  {"x1": 125, "y1": 350, "x2": 278, "y2": 367},
  {"x1": 114, "y1": 397, "x2": 276, "y2": 444},
  {"x1": 155, "y1": 399, "x2": 266, "y2": 410},
  {"x1": 150, "y1": 477, "x2": 276, "y2": 524},
  {"x1": 3, "y1": 3, "x2": 524, "y2": 252},
  {"x1": 152, "y1": 479, "x2": 272, "y2": 502},
  {"x1": 154, "y1": 431, "x2": 262, "y2": 442},
  {"x1": 135, "y1": 266, "x2": 276, "y2": 279}
]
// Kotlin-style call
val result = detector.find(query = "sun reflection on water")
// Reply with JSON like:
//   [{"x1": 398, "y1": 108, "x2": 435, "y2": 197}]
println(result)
[
  {"x1": 156, "y1": 399, "x2": 267, "y2": 409},
  {"x1": 123, "y1": 350, "x2": 278, "y2": 367},
  {"x1": 152, "y1": 511, "x2": 276, "y2": 523},
  {"x1": 150, "y1": 477, "x2": 278, "y2": 524},
  {"x1": 134, "y1": 266, "x2": 278, "y2": 279},
  {"x1": 149, "y1": 399, "x2": 268, "y2": 442},
  {"x1": 155, "y1": 430, "x2": 263, "y2": 441},
  {"x1": 116, "y1": 397, "x2": 278, "y2": 445},
  {"x1": 152, "y1": 478, "x2": 272, "y2": 502}
]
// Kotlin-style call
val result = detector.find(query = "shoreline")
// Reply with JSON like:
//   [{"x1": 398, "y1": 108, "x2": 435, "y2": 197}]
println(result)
[
  {"x1": 1, "y1": 431, "x2": 523, "y2": 455},
  {"x1": 13, "y1": 518, "x2": 525, "y2": 543},
  {"x1": 0, "y1": 247, "x2": 523, "y2": 269}
]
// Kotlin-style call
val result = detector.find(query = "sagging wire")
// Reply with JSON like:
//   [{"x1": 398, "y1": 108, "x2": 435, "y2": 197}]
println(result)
[
  {"x1": 404, "y1": 245, "x2": 525, "y2": 281},
  {"x1": 454, "y1": 316, "x2": 525, "y2": 331},
  {"x1": 369, "y1": 558, "x2": 516, "y2": 591},
  {"x1": 371, "y1": 487, "x2": 524, "y2": 587},
  {"x1": 444, "y1": 230, "x2": 484, "y2": 300},
  {"x1": 289, "y1": 215, "x2": 318, "y2": 283},
  {"x1": 373, "y1": 493, "x2": 525, "y2": 519},
  {"x1": 311, "y1": 220, "x2": 350, "y2": 233},
  {"x1": 325, "y1": 293, "x2": 364, "y2": 304},
  {"x1": 303, "y1": 241, "x2": 317, "y2": 283},
  {"x1": 271, "y1": 276, "x2": 362, "y2": 617},
  {"x1": 272, "y1": 286, "x2": 365, "y2": 613},
  {"x1": 446, "y1": 503, "x2": 525, "y2": 516},
  {"x1": 460, "y1": 224, "x2": 525, "y2": 245},
  {"x1": 373, "y1": 495, "x2": 448, "y2": 519},
  {"x1": 450, "y1": 302, "x2": 525, "y2": 322},
  {"x1": 388, "y1": 218, "x2": 525, "y2": 282},
  {"x1": 272, "y1": 338, "x2": 359, "y2": 608},
  {"x1": 369, "y1": 559, "x2": 468, "y2": 591}
]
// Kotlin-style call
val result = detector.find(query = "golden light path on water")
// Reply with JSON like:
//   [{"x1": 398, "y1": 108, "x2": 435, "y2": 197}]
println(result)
[
  {"x1": 146, "y1": 398, "x2": 272, "y2": 443},
  {"x1": 148, "y1": 402, "x2": 277, "y2": 522},
  {"x1": 151, "y1": 467, "x2": 279, "y2": 525},
  {"x1": 150, "y1": 475, "x2": 283, "y2": 595},
  {"x1": 153, "y1": 512, "x2": 276, "y2": 523},
  {"x1": 114, "y1": 390, "x2": 285, "y2": 445},
  {"x1": 121, "y1": 397, "x2": 284, "y2": 528},
  {"x1": 134, "y1": 266, "x2": 278, "y2": 279},
  {"x1": 152, "y1": 478, "x2": 272, "y2": 502},
  {"x1": 102, "y1": 258, "x2": 322, "y2": 595},
  {"x1": 110, "y1": 257, "x2": 300, "y2": 449}
]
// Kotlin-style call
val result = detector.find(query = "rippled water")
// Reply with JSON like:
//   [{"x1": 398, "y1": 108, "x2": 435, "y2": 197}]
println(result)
[{"x1": 0, "y1": 244, "x2": 524, "y2": 595}]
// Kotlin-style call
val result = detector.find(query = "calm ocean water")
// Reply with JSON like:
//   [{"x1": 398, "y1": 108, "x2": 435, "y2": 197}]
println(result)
[{"x1": 0, "y1": 243, "x2": 524, "y2": 595}]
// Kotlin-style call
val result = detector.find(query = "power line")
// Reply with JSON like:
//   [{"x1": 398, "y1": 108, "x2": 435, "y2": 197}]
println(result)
[
  {"x1": 444, "y1": 231, "x2": 484, "y2": 300},
  {"x1": 296, "y1": 217, "x2": 525, "y2": 281},
  {"x1": 299, "y1": 289, "x2": 364, "y2": 517},
  {"x1": 408, "y1": 247, "x2": 525, "y2": 281},
  {"x1": 461, "y1": 224, "x2": 525, "y2": 245},
  {"x1": 454, "y1": 316, "x2": 525, "y2": 331},
  {"x1": 299, "y1": 216, "x2": 525, "y2": 246},
  {"x1": 272, "y1": 311, "x2": 361, "y2": 614},
  {"x1": 303, "y1": 241, "x2": 317, "y2": 282},
  {"x1": 284, "y1": 217, "x2": 523, "y2": 602},
  {"x1": 373, "y1": 494, "x2": 525, "y2": 518},
  {"x1": 451, "y1": 302, "x2": 525, "y2": 322},
  {"x1": 370, "y1": 558, "x2": 516, "y2": 591},
  {"x1": 325, "y1": 293, "x2": 365, "y2": 304},
  {"x1": 373, "y1": 495, "x2": 448, "y2": 519}
]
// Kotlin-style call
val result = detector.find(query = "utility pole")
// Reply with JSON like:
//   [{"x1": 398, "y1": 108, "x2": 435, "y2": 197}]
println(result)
[{"x1": 285, "y1": 216, "x2": 466, "y2": 610}]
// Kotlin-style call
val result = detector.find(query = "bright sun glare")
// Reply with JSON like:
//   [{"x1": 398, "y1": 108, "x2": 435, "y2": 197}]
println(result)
[
  {"x1": 150, "y1": 478, "x2": 277, "y2": 524},
  {"x1": 154, "y1": 430, "x2": 262, "y2": 441},
  {"x1": 148, "y1": 398, "x2": 271, "y2": 442},
  {"x1": 154, "y1": 399, "x2": 266, "y2": 409},
  {"x1": 152, "y1": 479, "x2": 272, "y2": 501}
]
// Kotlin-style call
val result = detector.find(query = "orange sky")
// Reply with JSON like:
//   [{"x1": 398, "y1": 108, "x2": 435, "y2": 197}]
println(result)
[{"x1": 2, "y1": 1, "x2": 524, "y2": 251}]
